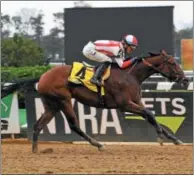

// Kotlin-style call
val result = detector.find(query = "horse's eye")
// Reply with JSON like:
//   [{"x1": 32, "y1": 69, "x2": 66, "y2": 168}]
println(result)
[{"x1": 168, "y1": 58, "x2": 175, "y2": 64}]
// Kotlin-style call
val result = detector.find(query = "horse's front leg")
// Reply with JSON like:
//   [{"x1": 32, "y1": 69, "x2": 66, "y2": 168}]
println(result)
[
  {"x1": 136, "y1": 100, "x2": 183, "y2": 145},
  {"x1": 123, "y1": 100, "x2": 178, "y2": 145}
]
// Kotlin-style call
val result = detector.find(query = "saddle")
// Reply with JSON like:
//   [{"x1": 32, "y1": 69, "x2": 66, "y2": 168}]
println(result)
[{"x1": 68, "y1": 62, "x2": 111, "y2": 96}]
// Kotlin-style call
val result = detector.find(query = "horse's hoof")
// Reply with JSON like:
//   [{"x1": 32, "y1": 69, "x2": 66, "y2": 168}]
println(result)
[
  {"x1": 32, "y1": 142, "x2": 38, "y2": 153},
  {"x1": 40, "y1": 148, "x2": 54, "y2": 153},
  {"x1": 174, "y1": 139, "x2": 183, "y2": 145},
  {"x1": 32, "y1": 148, "x2": 38, "y2": 154},
  {"x1": 98, "y1": 144, "x2": 105, "y2": 151},
  {"x1": 157, "y1": 137, "x2": 164, "y2": 146}
]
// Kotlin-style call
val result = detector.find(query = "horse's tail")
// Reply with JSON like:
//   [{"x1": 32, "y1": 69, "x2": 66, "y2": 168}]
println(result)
[{"x1": 1, "y1": 77, "x2": 40, "y2": 98}]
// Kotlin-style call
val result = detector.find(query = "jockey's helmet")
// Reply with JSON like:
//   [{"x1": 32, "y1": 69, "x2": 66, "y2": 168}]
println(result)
[{"x1": 122, "y1": 34, "x2": 139, "y2": 48}]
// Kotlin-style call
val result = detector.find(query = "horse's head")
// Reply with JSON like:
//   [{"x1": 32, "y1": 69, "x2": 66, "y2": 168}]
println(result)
[{"x1": 144, "y1": 49, "x2": 189, "y2": 87}]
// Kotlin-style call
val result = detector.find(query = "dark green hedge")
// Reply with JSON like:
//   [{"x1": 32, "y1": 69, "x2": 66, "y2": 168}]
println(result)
[{"x1": 1, "y1": 65, "x2": 53, "y2": 83}]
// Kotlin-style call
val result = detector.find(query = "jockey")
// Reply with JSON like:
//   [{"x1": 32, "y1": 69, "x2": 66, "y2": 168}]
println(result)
[{"x1": 82, "y1": 34, "x2": 142, "y2": 86}]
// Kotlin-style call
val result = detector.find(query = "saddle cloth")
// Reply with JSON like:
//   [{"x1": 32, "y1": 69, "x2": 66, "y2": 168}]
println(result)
[{"x1": 68, "y1": 62, "x2": 111, "y2": 95}]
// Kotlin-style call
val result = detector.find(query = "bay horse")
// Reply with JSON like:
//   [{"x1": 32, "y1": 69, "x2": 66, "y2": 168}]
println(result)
[{"x1": 32, "y1": 49, "x2": 188, "y2": 153}]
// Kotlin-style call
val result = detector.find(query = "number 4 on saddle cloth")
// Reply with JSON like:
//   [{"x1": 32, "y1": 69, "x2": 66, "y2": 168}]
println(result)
[{"x1": 68, "y1": 62, "x2": 111, "y2": 97}]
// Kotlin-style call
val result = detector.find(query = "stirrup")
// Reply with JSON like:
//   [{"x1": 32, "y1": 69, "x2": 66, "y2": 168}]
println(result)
[{"x1": 90, "y1": 78, "x2": 102, "y2": 86}]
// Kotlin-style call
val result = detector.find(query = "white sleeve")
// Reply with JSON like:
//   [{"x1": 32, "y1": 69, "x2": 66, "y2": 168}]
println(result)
[
  {"x1": 114, "y1": 58, "x2": 124, "y2": 68},
  {"x1": 113, "y1": 48, "x2": 126, "y2": 68}
]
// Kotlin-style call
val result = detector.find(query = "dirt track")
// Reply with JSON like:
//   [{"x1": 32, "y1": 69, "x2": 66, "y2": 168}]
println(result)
[{"x1": 1, "y1": 140, "x2": 193, "y2": 174}]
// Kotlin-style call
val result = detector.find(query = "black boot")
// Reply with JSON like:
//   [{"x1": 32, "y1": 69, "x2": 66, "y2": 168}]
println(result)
[{"x1": 90, "y1": 62, "x2": 110, "y2": 86}]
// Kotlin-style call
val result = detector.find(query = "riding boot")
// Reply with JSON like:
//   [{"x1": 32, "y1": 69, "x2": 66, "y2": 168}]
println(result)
[{"x1": 90, "y1": 62, "x2": 110, "y2": 86}]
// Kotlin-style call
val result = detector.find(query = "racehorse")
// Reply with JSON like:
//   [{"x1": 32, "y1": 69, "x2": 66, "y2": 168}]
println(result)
[{"x1": 5, "y1": 49, "x2": 189, "y2": 153}]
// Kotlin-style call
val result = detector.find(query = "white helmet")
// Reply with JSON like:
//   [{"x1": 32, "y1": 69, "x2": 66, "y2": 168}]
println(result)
[{"x1": 123, "y1": 34, "x2": 139, "y2": 47}]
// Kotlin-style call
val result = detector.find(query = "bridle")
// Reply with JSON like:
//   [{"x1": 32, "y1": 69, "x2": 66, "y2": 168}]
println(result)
[{"x1": 142, "y1": 55, "x2": 183, "y2": 82}]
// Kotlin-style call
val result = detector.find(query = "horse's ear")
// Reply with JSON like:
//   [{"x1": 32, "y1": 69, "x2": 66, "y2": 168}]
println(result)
[{"x1": 160, "y1": 49, "x2": 167, "y2": 56}]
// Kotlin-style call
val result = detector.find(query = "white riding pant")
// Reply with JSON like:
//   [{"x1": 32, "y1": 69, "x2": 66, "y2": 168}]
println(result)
[{"x1": 82, "y1": 41, "x2": 112, "y2": 63}]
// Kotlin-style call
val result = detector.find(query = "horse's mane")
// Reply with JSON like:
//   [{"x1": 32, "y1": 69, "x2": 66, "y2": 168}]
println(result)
[
  {"x1": 111, "y1": 51, "x2": 161, "y2": 68},
  {"x1": 145, "y1": 50, "x2": 172, "y2": 58},
  {"x1": 145, "y1": 52, "x2": 160, "y2": 58},
  {"x1": 96, "y1": 51, "x2": 165, "y2": 69}
]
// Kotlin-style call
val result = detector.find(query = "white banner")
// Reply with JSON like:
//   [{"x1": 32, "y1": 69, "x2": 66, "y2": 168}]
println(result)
[{"x1": 1, "y1": 92, "x2": 20, "y2": 134}]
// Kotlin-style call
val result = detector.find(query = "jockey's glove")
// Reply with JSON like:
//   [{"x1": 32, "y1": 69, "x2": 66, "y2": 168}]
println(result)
[{"x1": 133, "y1": 56, "x2": 143, "y2": 61}]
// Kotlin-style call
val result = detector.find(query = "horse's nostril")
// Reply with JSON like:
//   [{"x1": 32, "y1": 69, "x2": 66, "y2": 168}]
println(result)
[
  {"x1": 183, "y1": 78, "x2": 189, "y2": 83},
  {"x1": 181, "y1": 78, "x2": 189, "y2": 87}
]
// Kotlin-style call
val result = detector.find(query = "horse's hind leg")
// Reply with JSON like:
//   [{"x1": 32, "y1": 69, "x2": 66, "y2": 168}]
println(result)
[
  {"x1": 60, "y1": 99, "x2": 104, "y2": 150},
  {"x1": 32, "y1": 95, "x2": 59, "y2": 153}
]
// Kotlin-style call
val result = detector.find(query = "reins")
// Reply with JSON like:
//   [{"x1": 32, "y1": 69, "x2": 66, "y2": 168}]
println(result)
[
  {"x1": 142, "y1": 57, "x2": 173, "y2": 79},
  {"x1": 127, "y1": 61, "x2": 138, "y2": 74}
]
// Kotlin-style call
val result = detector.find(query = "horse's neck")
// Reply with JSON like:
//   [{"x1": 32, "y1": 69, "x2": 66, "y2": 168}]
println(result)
[{"x1": 129, "y1": 55, "x2": 162, "y2": 84}]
